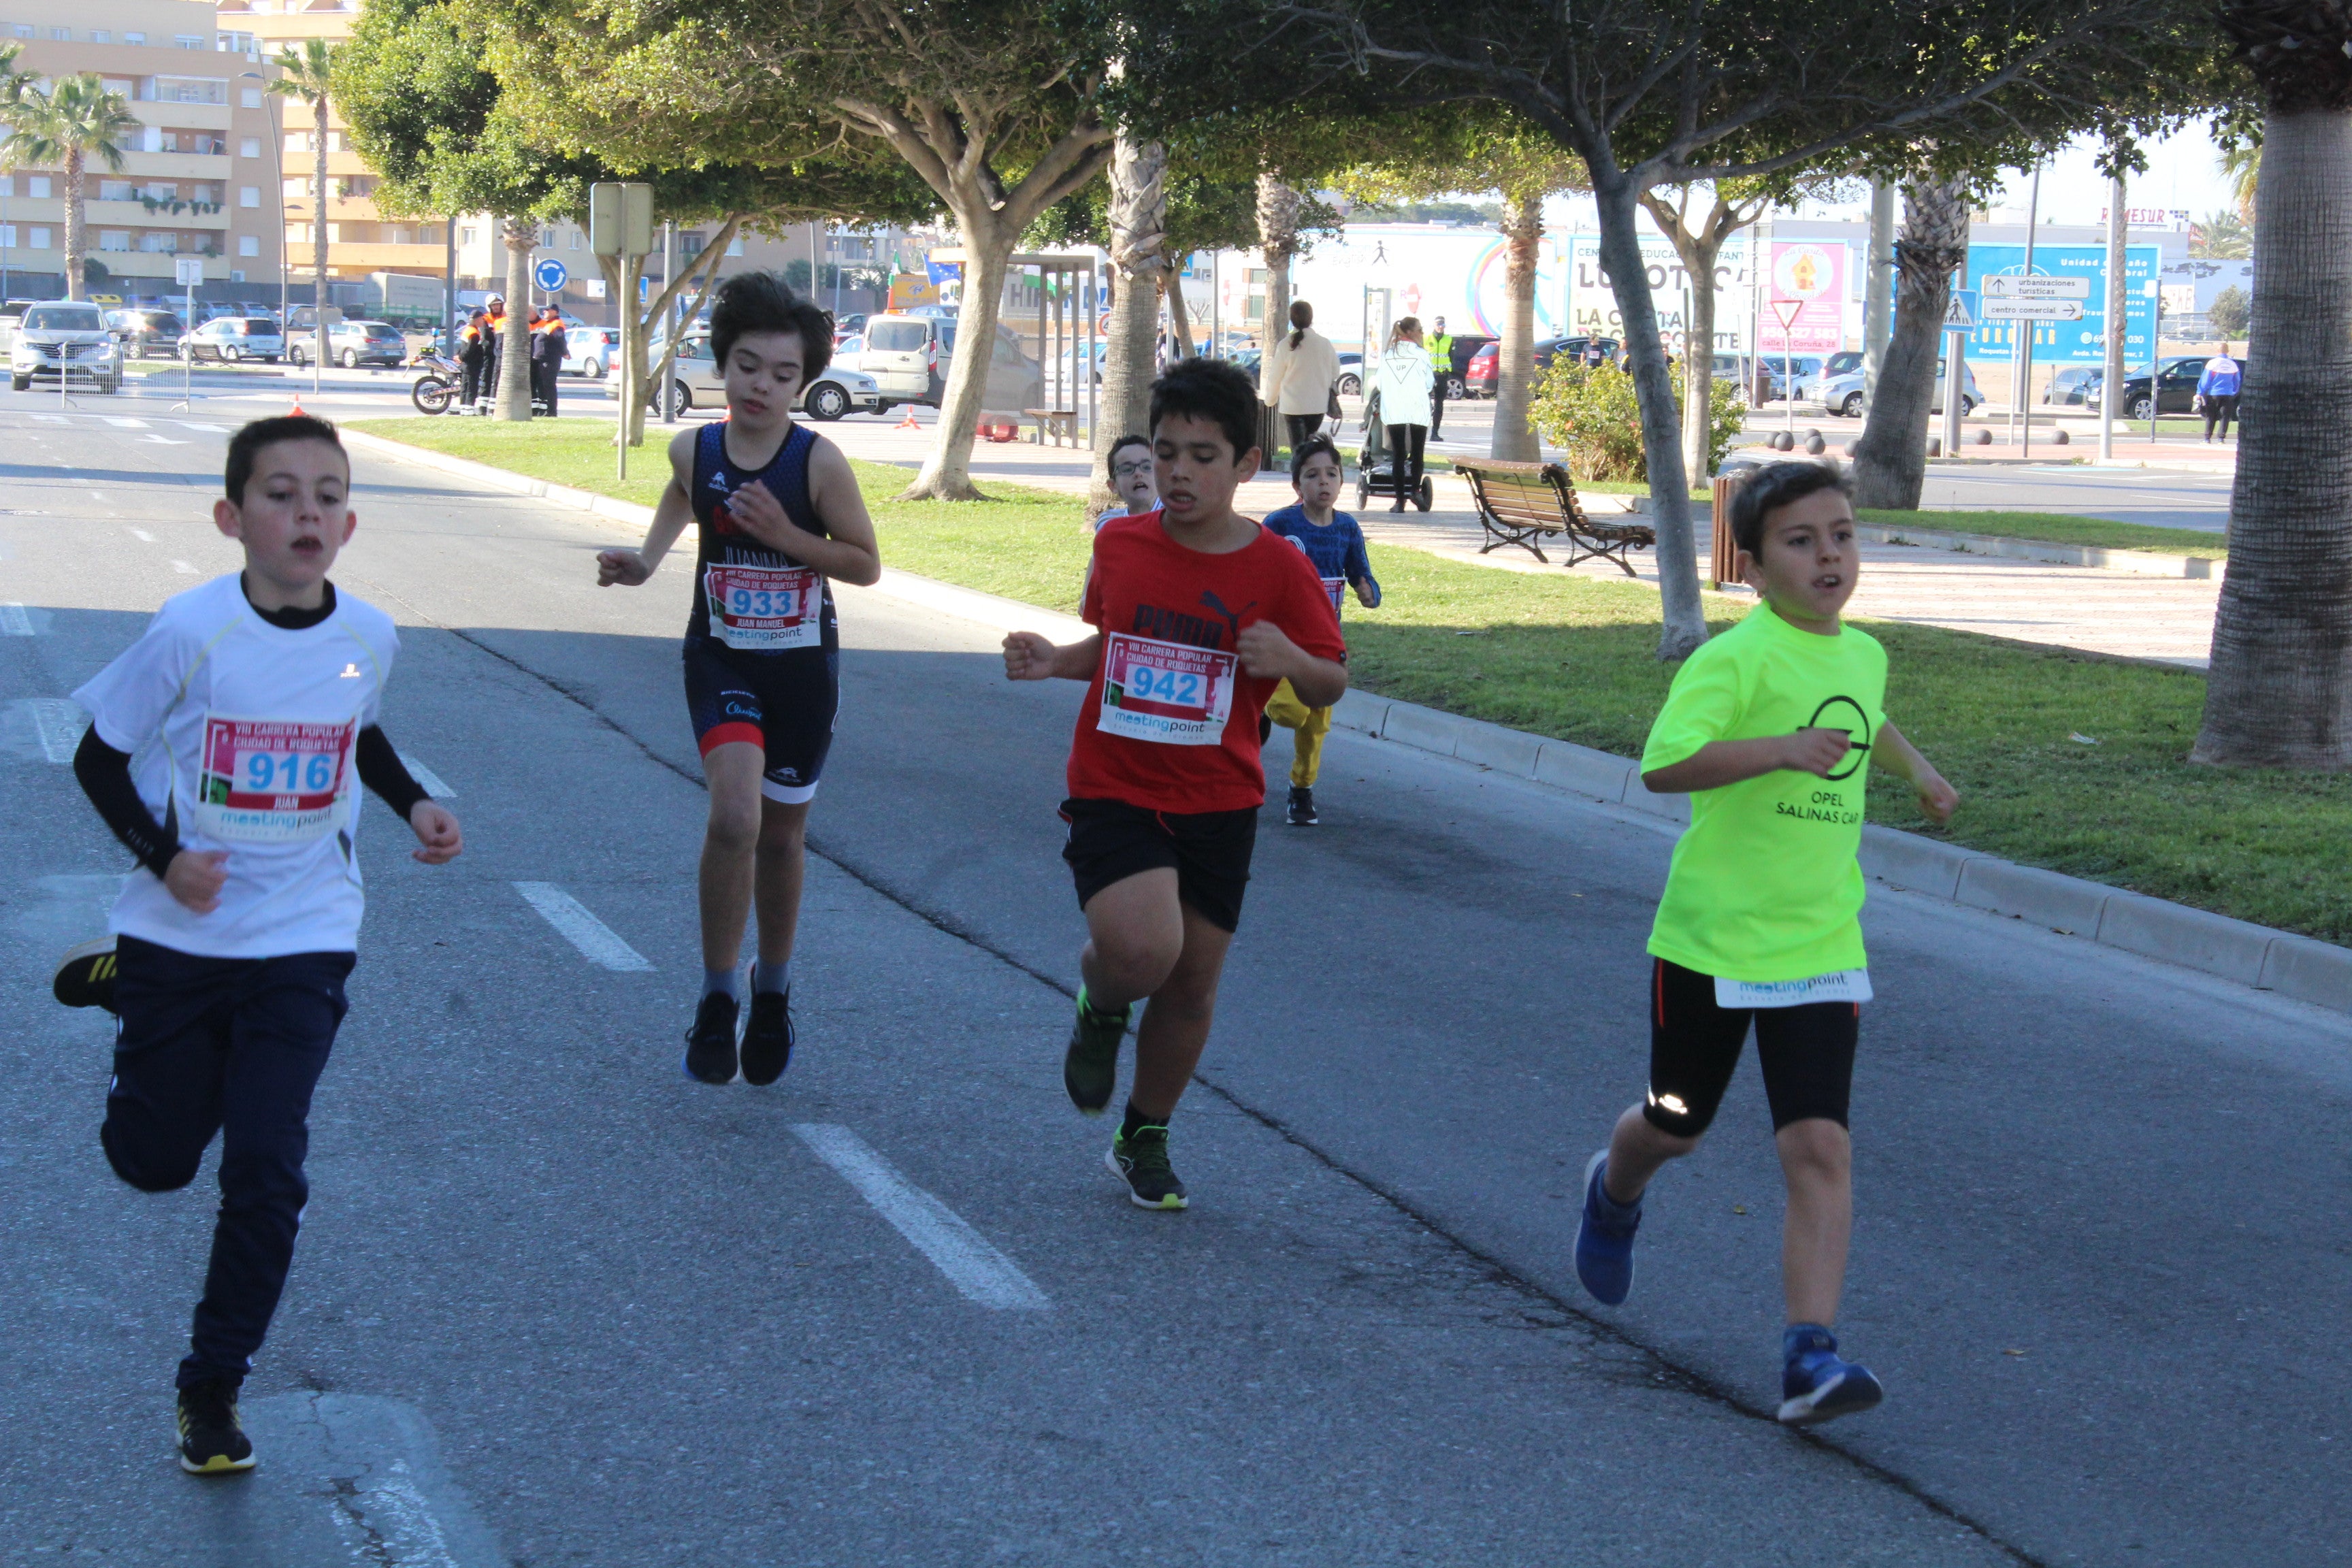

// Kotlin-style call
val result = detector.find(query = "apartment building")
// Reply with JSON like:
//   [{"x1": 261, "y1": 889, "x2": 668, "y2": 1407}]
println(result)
[{"x1": 0, "y1": 0, "x2": 280, "y2": 302}]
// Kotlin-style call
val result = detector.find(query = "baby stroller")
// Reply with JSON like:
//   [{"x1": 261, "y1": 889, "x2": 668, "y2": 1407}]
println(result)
[{"x1": 1354, "y1": 390, "x2": 1434, "y2": 513}]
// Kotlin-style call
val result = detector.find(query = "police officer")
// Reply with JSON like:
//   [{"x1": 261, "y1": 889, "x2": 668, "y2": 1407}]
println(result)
[{"x1": 1427, "y1": 315, "x2": 1454, "y2": 440}]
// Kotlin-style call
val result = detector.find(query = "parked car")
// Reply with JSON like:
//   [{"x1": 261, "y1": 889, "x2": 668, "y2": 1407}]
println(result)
[
  {"x1": 1461, "y1": 335, "x2": 1621, "y2": 397},
  {"x1": 10, "y1": 300, "x2": 122, "y2": 391},
  {"x1": 2089, "y1": 356, "x2": 2234, "y2": 421},
  {"x1": 853, "y1": 312, "x2": 1042, "y2": 412},
  {"x1": 564, "y1": 326, "x2": 621, "y2": 378},
  {"x1": 178, "y1": 316, "x2": 284, "y2": 363},
  {"x1": 1814, "y1": 357, "x2": 1981, "y2": 419},
  {"x1": 1823, "y1": 350, "x2": 1865, "y2": 378},
  {"x1": 1752, "y1": 355, "x2": 1829, "y2": 403},
  {"x1": 2044, "y1": 366, "x2": 2102, "y2": 406},
  {"x1": 1335, "y1": 350, "x2": 1364, "y2": 397},
  {"x1": 646, "y1": 327, "x2": 885, "y2": 421},
  {"x1": 104, "y1": 308, "x2": 185, "y2": 358},
  {"x1": 1436, "y1": 333, "x2": 1497, "y2": 399},
  {"x1": 289, "y1": 318, "x2": 406, "y2": 368}
]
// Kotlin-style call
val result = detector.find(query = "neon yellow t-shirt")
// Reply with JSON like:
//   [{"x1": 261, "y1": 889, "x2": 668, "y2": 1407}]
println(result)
[{"x1": 1642, "y1": 601, "x2": 1889, "y2": 982}]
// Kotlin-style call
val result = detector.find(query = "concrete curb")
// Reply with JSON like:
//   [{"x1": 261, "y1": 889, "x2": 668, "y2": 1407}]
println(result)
[
  {"x1": 1329, "y1": 691, "x2": 2352, "y2": 1017},
  {"x1": 1855, "y1": 521, "x2": 2223, "y2": 580},
  {"x1": 342, "y1": 424, "x2": 2352, "y2": 1018}
]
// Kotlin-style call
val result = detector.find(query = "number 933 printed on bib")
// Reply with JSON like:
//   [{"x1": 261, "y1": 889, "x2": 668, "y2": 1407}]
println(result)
[{"x1": 705, "y1": 561, "x2": 822, "y2": 652}]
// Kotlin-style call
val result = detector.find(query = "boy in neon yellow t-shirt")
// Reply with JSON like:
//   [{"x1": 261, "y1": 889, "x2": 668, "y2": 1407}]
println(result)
[{"x1": 1572, "y1": 461, "x2": 1957, "y2": 1428}]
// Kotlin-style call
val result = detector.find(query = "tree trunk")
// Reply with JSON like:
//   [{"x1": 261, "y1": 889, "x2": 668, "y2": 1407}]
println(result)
[
  {"x1": 1164, "y1": 271, "x2": 1195, "y2": 359},
  {"x1": 1852, "y1": 177, "x2": 1969, "y2": 510},
  {"x1": 63, "y1": 147, "x2": 83, "y2": 299},
  {"x1": 1255, "y1": 172, "x2": 1298, "y2": 344},
  {"x1": 312, "y1": 98, "x2": 329, "y2": 373},
  {"x1": 1098, "y1": 133, "x2": 1167, "y2": 510},
  {"x1": 1680, "y1": 241, "x2": 1719, "y2": 480},
  {"x1": 902, "y1": 209, "x2": 1009, "y2": 500},
  {"x1": 2195, "y1": 107, "x2": 2352, "y2": 766},
  {"x1": 1492, "y1": 188, "x2": 1541, "y2": 461},
  {"x1": 1592, "y1": 171, "x2": 1705, "y2": 659},
  {"x1": 495, "y1": 216, "x2": 534, "y2": 420}
]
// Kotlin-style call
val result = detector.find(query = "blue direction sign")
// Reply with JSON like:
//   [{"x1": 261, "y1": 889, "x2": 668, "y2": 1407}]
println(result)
[{"x1": 533, "y1": 257, "x2": 569, "y2": 293}]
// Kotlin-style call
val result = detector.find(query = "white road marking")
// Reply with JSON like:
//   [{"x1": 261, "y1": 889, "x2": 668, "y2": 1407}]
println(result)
[
  {"x1": 126, "y1": 527, "x2": 153, "y2": 542},
  {"x1": 26, "y1": 698, "x2": 85, "y2": 762},
  {"x1": 103, "y1": 416, "x2": 148, "y2": 428},
  {"x1": 88, "y1": 491, "x2": 108, "y2": 502},
  {"x1": 177, "y1": 421, "x2": 228, "y2": 433},
  {"x1": 399, "y1": 753, "x2": 453, "y2": 797},
  {"x1": 30, "y1": 412, "x2": 65, "y2": 423},
  {"x1": 245, "y1": 1393, "x2": 509, "y2": 1566},
  {"x1": 791, "y1": 1123, "x2": 1051, "y2": 1311},
  {"x1": 138, "y1": 434, "x2": 189, "y2": 445},
  {"x1": 511, "y1": 881, "x2": 653, "y2": 971},
  {"x1": 171, "y1": 559, "x2": 198, "y2": 574},
  {"x1": 0, "y1": 602, "x2": 33, "y2": 636}
]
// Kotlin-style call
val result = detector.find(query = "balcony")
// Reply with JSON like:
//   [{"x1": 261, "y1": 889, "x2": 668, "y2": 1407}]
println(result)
[
  {"x1": 118, "y1": 150, "x2": 233, "y2": 180},
  {"x1": 323, "y1": 241, "x2": 447, "y2": 273},
  {"x1": 133, "y1": 101, "x2": 230, "y2": 131},
  {"x1": 88, "y1": 199, "x2": 231, "y2": 231}
]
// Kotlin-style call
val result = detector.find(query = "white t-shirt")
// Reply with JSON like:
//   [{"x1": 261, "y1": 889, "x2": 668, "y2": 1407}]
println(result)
[{"x1": 73, "y1": 573, "x2": 400, "y2": 958}]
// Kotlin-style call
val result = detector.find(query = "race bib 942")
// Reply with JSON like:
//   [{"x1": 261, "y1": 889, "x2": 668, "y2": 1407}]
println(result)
[
  {"x1": 706, "y1": 561, "x2": 821, "y2": 651},
  {"x1": 1098, "y1": 631, "x2": 1237, "y2": 746},
  {"x1": 193, "y1": 715, "x2": 355, "y2": 843}
]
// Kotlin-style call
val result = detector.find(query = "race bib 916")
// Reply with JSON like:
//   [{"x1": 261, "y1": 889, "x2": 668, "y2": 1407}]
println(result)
[
  {"x1": 193, "y1": 715, "x2": 355, "y2": 843},
  {"x1": 1098, "y1": 631, "x2": 1237, "y2": 746},
  {"x1": 1715, "y1": 969, "x2": 1873, "y2": 1009},
  {"x1": 706, "y1": 561, "x2": 821, "y2": 651}
]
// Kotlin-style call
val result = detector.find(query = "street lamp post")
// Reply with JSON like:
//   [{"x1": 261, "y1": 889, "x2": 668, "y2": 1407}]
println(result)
[{"x1": 239, "y1": 71, "x2": 287, "y2": 331}]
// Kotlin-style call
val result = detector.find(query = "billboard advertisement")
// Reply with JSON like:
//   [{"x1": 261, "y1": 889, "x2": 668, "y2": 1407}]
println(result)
[
  {"x1": 1958, "y1": 244, "x2": 2160, "y2": 366},
  {"x1": 1762, "y1": 241, "x2": 1846, "y2": 353},
  {"x1": 1565, "y1": 233, "x2": 1754, "y2": 355},
  {"x1": 1277, "y1": 225, "x2": 1578, "y2": 348}
]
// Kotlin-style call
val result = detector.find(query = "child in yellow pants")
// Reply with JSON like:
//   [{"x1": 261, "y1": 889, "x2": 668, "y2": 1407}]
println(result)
[{"x1": 1263, "y1": 435, "x2": 1379, "y2": 825}]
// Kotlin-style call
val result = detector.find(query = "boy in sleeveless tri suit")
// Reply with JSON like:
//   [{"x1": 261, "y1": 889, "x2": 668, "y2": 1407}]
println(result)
[{"x1": 597, "y1": 272, "x2": 882, "y2": 1087}]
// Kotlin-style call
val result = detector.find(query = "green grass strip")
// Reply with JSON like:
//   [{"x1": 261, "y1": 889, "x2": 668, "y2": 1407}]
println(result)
[
  {"x1": 346, "y1": 416, "x2": 2352, "y2": 943},
  {"x1": 1859, "y1": 508, "x2": 2226, "y2": 558}
]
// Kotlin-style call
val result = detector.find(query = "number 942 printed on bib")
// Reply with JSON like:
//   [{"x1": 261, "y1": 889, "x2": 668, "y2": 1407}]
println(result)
[{"x1": 1098, "y1": 632, "x2": 1237, "y2": 746}]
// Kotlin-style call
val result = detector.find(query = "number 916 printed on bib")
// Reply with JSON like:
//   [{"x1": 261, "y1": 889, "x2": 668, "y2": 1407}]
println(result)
[
  {"x1": 1098, "y1": 631, "x2": 1237, "y2": 746},
  {"x1": 706, "y1": 562, "x2": 821, "y2": 651},
  {"x1": 195, "y1": 715, "x2": 355, "y2": 843}
]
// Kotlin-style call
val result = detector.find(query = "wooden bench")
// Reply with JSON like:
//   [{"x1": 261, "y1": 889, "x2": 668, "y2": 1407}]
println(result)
[
  {"x1": 1453, "y1": 458, "x2": 1656, "y2": 575},
  {"x1": 1023, "y1": 407, "x2": 1079, "y2": 447}
]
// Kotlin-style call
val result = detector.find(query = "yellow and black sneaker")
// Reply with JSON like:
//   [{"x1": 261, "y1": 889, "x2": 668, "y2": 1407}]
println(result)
[
  {"x1": 53, "y1": 936, "x2": 120, "y2": 1015},
  {"x1": 1105, "y1": 1123, "x2": 1188, "y2": 1211},
  {"x1": 176, "y1": 1379, "x2": 255, "y2": 1475}
]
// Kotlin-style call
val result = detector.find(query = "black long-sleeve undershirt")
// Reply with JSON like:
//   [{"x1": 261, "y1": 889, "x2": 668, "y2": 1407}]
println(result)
[{"x1": 74, "y1": 724, "x2": 430, "y2": 880}]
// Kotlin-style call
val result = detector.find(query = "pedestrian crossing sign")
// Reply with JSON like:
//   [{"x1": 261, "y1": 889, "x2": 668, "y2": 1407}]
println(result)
[{"x1": 1943, "y1": 293, "x2": 1976, "y2": 330}]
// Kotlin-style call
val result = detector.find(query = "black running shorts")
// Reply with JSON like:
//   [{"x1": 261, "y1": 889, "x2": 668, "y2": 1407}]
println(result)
[
  {"x1": 1060, "y1": 798, "x2": 1258, "y2": 933},
  {"x1": 1642, "y1": 958, "x2": 1858, "y2": 1138},
  {"x1": 682, "y1": 635, "x2": 838, "y2": 804}
]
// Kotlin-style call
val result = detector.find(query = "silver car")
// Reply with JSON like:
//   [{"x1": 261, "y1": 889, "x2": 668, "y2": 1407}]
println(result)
[
  {"x1": 178, "y1": 316, "x2": 286, "y2": 364},
  {"x1": 10, "y1": 301, "x2": 122, "y2": 392},
  {"x1": 649, "y1": 329, "x2": 883, "y2": 421},
  {"x1": 1817, "y1": 358, "x2": 1980, "y2": 418}
]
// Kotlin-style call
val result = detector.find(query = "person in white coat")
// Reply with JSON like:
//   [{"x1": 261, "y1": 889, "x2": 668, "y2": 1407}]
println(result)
[
  {"x1": 1262, "y1": 300, "x2": 1341, "y2": 455},
  {"x1": 1372, "y1": 317, "x2": 1435, "y2": 510}
]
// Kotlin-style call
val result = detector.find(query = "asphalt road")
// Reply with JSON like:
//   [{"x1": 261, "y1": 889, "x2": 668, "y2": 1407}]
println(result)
[{"x1": 0, "y1": 394, "x2": 2344, "y2": 1567}]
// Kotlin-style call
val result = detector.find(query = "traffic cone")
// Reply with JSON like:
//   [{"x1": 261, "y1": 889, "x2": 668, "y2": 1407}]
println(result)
[
  {"x1": 894, "y1": 405, "x2": 921, "y2": 430},
  {"x1": 289, "y1": 392, "x2": 303, "y2": 416}
]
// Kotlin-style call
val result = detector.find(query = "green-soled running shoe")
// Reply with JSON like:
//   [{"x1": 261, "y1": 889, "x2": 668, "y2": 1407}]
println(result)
[
  {"x1": 1105, "y1": 1123, "x2": 1188, "y2": 1211},
  {"x1": 1063, "y1": 988, "x2": 1129, "y2": 1115}
]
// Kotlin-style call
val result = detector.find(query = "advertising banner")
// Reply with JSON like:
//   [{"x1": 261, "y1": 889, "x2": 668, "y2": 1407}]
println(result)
[
  {"x1": 1958, "y1": 244, "x2": 2159, "y2": 365},
  {"x1": 1566, "y1": 233, "x2": 1754, "y2": 355},
  {"x1": 1284, "y1": 225, "x2": 1574, "y2": 348},
  {"x1": 1761, "y1": 241, "x2": 1846, "y2": 353}
]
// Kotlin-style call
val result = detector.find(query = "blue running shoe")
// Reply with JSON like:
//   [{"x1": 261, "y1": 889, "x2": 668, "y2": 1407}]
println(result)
[
  {"x1": 1573, "y1": 1149, "x2": 1640, "y2": 1305},
  {"x1": 1778, "y1": 1324, "x2": 1884, "y2": 1426}
]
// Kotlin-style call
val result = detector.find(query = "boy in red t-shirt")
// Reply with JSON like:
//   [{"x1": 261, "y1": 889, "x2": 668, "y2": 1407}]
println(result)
[{"x1": 1004, "y1": 360, "x2": 1349, "y2": 1209}]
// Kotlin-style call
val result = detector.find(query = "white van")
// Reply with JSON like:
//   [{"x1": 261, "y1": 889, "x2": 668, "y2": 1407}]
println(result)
[{"x1": 860, "y1": 312, "x2": 1043, "y2": 412}]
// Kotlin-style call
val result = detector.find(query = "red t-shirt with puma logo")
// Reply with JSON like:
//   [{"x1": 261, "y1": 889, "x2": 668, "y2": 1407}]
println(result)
[{"x1": 1067, "y1": 510, "x2": 1348, "y2": 813}]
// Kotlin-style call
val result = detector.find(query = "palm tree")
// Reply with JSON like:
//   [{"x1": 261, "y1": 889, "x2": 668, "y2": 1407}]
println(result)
[
  {"x1": 0, "y1": 72, "x2": 138, "y2": 300},
  {"x1": 270, "y1": 40, "x2": 333, "y2": 370},
  {"x1": 2194, "y1": 5, "x2": 2352, "y2": 767},
  {"x1": 2219, "y1": 141, "x2": 2260, "y2": 224}
]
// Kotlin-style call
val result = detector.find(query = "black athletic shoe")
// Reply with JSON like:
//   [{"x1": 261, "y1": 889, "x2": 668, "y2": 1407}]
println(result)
[
  {"x1": 1286, "y1": 786, "x2": 1318, "y2": 826},
  {"x1": 54, "y1": 936, "x2": 120, "y2": 1014},
  {"x1": 683, "y1": 992, "x2": 739, "y2": 1084},
  {"x1": 740, "y1": 989, "x2": 795, "y2": 1086},
  {"x1": 1105, "y1": 1124, "x2": 1188, "y2": 1210},
  {"x1": 1063, "y1": 989, "x2": 1130, "y2": 1115},
  {"x1": 177, "y1": 1379, "x2": 255, "y2": 1475}
]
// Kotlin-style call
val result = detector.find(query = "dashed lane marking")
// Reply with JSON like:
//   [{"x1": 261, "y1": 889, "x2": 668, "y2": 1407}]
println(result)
[
  {"x1": 126, "y1": 527, "x2": 154, "y2": 542},
  {"x1": 139, "y1": 434, "x2": 189, "y2": 446},
  {"x1": 88, "y1": 491, "x2": 108, "y2": 502},
  {"x1": 510, "y1": 881, "x2": 653, "y2": 972},
  {"x1": 29, "y1": 412, "x2": 65, "y2": 423},
  {"x1": 0, "y1": 602, "x2": 33, "y2": 636},
  {"x1": 103, "y1": 416, "x2": 148, "y2": 428},
  {"x1": 178, "y1": 421, "x2": 228, "y2": 433},
  {"x1": 171, "y1": 559, "x2": 198, "y2": 574},
  {"x1": 791, "y1": 1123, "x2": 1051, "y2": 1311},
  {"x1": 9, "y1": 698, "x2": 87, "y2": 762},
  {"x1": 398, "y1": 754, "x2": 453, "y2": 797}
]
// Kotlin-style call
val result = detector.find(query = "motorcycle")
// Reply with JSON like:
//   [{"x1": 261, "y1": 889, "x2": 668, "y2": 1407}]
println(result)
[{"x1": 409, "y1": 349, "x2": 461, "y2": 414}]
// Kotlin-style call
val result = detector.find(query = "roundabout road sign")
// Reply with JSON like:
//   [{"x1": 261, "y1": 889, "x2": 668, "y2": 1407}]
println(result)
[{"x1": 533, "y1": 257, "x2": 569, "y2": 293}]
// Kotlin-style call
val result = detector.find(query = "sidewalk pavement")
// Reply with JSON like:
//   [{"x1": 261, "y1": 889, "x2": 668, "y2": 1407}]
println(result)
[{"x1": 819, "y1": 414, "x2": 2223, "y2": 668}]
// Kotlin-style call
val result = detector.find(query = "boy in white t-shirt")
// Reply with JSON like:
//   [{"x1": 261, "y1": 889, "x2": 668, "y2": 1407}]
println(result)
[{"x1": 63, "y1": 414, "x2": 462, "y2": 1476}]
